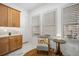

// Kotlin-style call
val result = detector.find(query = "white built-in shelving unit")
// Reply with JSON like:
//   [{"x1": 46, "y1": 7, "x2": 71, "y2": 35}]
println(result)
[{"x1": 63, "y1": 4, "x2": 79, "y2": 40}]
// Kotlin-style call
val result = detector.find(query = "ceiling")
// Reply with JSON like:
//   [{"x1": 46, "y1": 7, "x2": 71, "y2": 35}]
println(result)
[{"x1": 4, "y1": 3, "x2": 48, "y2": 11}]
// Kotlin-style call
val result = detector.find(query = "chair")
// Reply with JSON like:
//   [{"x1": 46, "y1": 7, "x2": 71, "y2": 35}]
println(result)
[{"x1": 37, "y1": 35, "x2": 50, "y2": 55}]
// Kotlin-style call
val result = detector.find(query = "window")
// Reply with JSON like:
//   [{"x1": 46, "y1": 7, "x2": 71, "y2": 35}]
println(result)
[
  {"x1": 32, "y1": 15, "x2": 40, "y2": 35},
  {"x1": 42, "y1": 11, "x2": 56, "y2": 38}
]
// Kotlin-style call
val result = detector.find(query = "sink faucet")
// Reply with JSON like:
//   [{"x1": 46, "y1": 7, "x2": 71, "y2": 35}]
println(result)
[{"x1": 8, "y1": 32, "x2": 11, "y2": 36}]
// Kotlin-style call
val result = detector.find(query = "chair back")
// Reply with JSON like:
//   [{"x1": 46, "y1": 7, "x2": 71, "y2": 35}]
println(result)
[{"x1": 38, "y1": 38, "x2": 49, "y2": 45}]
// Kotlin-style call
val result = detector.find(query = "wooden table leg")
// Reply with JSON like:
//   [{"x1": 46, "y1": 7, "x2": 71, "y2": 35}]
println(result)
[{"x1": 55, "y1": 42, "x2": 62, "y2": 56}]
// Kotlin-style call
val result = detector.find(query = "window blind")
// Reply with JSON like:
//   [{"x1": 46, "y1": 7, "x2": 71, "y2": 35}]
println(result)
[
  {"x1": 32, "y1": 15, "x2": 40, "y2": 35},
  {"x1": 42, "y1": 11, "x2": 56, "y2": 38}
]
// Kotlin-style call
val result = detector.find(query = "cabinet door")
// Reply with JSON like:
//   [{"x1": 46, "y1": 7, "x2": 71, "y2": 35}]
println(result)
[
  {"x1": 16, "y1": 35, "x2": 22, "y2": 49},
  {"x1": 9, "y1": 36, "x2": 17, "y2": 52},
  {"x1": 12, "y1": 9, "x2": 16, "y2": 27},
  {"x1": 15, "y1": 10, "x2": 20, "y2": 27},
  {"x1": 0, "y1": 37, "x2": 9, "y2": 55},
  {"x1": 0, "y1": 4, "x2": 8, "y2": 26},
  {"x1": 12, "y1": 9, "x2": 20, "y2": 27},
  {"x1": 8, "y1": 8, "x2": 13, "y2": 27}
]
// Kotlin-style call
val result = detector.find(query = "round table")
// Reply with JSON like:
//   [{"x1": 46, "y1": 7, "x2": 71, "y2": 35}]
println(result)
[{"x1": 53, "y1": 39, "x2": 66, "y2": 56}]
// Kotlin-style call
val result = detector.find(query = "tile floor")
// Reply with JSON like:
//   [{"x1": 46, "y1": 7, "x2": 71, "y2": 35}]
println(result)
[{"x1": 6, "y1": 42, "x2": 36, "y2": 56}]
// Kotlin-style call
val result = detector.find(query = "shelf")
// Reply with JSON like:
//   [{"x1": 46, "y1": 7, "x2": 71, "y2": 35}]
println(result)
[
  {"x1": 32, "y1": 33, "x2": 40, "y2": 36},
  {"x1": 32, "y1": 26, "x2": 40, "y2": 27},
  {"x1": 43, "y1": 25, "x2": 56, "y2": 27},
  {"x1": 64, "y1": 23, "x2": 79, "y2": 25}
]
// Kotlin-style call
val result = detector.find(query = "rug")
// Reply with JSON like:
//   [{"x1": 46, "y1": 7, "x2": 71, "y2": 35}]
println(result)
[
  {"x1": 24, "y1": 49, "x2": 49, "y2": 56},
  {"x1": 24, "y1": 48, "x2": 63, "y2": 56}
]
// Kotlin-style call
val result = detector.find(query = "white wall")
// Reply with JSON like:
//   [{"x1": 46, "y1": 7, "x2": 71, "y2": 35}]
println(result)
[
  {"x1": 3, "y1": 3, "x2": 30, "y2": 43},
  {"x1": 20, "y1": 10, "x2": 30, "y2": 42}
]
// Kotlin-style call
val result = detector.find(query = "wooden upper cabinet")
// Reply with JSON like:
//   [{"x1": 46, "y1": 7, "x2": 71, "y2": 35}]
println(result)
[
  {"x1": 15, "y1": 10, "x2": 20, "y2": 27},
  {"x1": 12, "y1": 9, "x2": 16, "y2": 27},
  {"x1": 12, "y1": 9, "x2": 20, "y2": 27},
  {"x1": 8, "y1": 7, "x2": 13, "y2": 27},
  {"x1": 8, "y1": 8, "x2": 20, "y2": 27},
  {"x1": 0, "y1": 4, "x2": 20, "y2": 27},
  {"x1": 0, "y1": 4, "x2": 8, "y2": 26}
]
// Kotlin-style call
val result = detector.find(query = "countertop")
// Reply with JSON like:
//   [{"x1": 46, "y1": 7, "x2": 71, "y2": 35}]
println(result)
[{"x1": 0, "y1": 34, "x2": 22, "y2": 38}]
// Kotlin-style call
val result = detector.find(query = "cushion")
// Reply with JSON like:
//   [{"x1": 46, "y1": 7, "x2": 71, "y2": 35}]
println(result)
[{"x1": 37, "y1": 46, "x2": 48, "y2": 51}]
